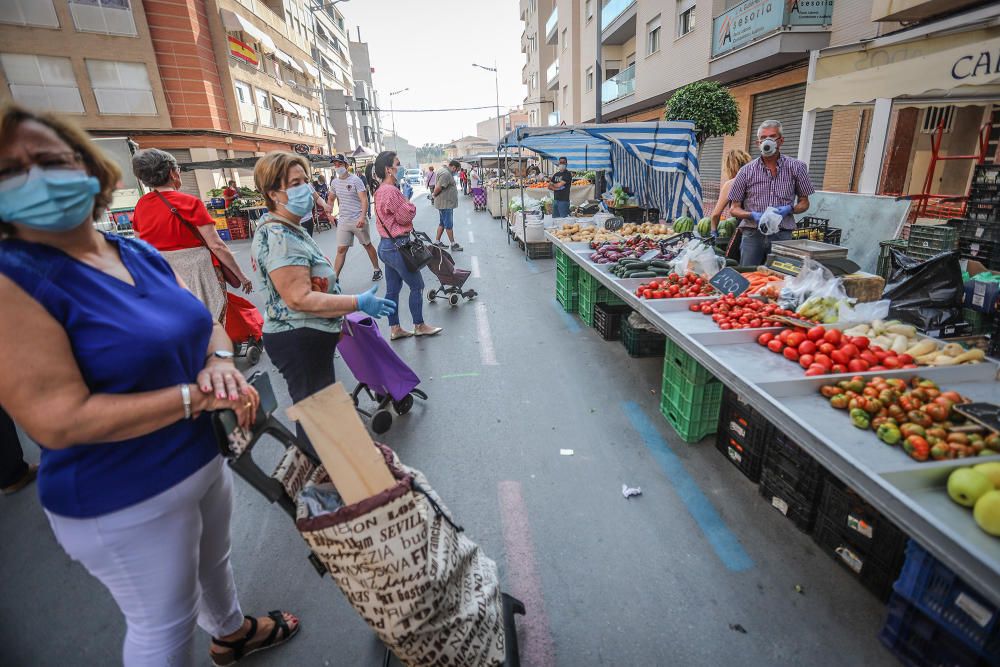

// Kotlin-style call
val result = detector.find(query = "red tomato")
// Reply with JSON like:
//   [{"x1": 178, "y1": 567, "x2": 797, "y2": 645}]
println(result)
[
  {"x1": 872, "y1": 348, "x2": 889, "y2": 361},
  {"x1": 783, "y1": 347, "x2": 800, "y2": 361},
  {"x1": 799, "y1": 354, "x2": 815, "y2": 369},
  {"x1": 648, "y1": 281, "x2": 660, "y2": 290},
  {"x1": 642, "y1": 289, "x2": 653, "y2": 299},
  {"x1": 798, "y1": 340, "x2": 818, "y2": 356},
  {"x1": 758, "y1": 333, "x2": 775, "y2": 346},
  {"x1": 778, "y1": 329, "x2": 792, "y2": 343},
  {"x1": 869, "y1": 365, "x2": 887, "y2": 371},
  {"x1": 689, "y1": 303, "x2": 701, "y2": 312},
  {"x1": 805, "y1": 366, "x2": 827, "y2": 376},
  {"x1": 823, "y1": 329, "x2": 842, "y2": 345},
  {"x1": 902, "y1": 364, "x2": 918, "y2": 369},
  {"x1": 701, "y1": 305, "x2": 712, "y2": 314},
  {"x1": 818, "y1": 342, "x2": 835, "y2": 355},
  {"x1": 653, "y1": 290, "x2": 667, "y2": 299},
  {"x1": 830, "y1": 350, "x2": 850, "y2": 366},
  {"x1": 669, "y1": 285, "x2": 680, "y2": 295},
  {"x1": 840, "y1": 343, "x2": 860, "y2": 358},
  {"x1": 831, "y1": 363, "x2": 848, "y2": 374},
  {"x1": 848, "y1": 358, "x2": 869, "y2": 373},
  {"x1": 813, "y1": 353, "x2": 832, "y2": 369},
  {"x1": 851, "y1": 336, "x2": 870, "y2": 350},
  {"x1": 720, "y1": 322, "x2": 732, "y2": 330},
  {"x1": 806, "y1": 325, "x2": 826, "y2": 341},
  {"x1": 860, "y1": 351, "x2": 879, "y2": 366},
  {"x1": 882, "y1": 356, "x2": 901, "y2": 369},
  {"x1": 750, "y1": 319, "x2": 762, "y2": 328},
  {"x1": 786, "y1": 332, "x2": 806, "y2": 348},
  {"x1": 767, "y1": 339, "x2": 784, "y2": 353},
  {"x1": 897, "y1": 354, "x2": 914, "y2": 365}
]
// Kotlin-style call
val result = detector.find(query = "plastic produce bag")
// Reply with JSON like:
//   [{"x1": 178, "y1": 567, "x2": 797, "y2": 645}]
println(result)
[
  {"x1": 883, "y1": 249, "x2": 964, "y2": 332},
  {"x1": 758, "y1": 207, "x2": 782, "y2": 236},
  {"x1": 672, "y1": 239, "x2": 725, "y2": 277},
  {"x1": 778, "y1": 259, "x2": 847, "y2": 311},
  {"x1": 838, "y1": 299, "x2": 891, "y2": 326}
]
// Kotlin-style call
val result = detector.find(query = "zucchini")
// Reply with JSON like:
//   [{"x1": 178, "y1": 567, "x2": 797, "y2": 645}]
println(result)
[
  {"x1": 651, "y1": 268, "x2": 672, "y2": 276},
  {"x1": 649, "y1": 260, "x2": 673, "y2": 269},
  {"x1": 619, "y1": 258, "x2": 645, "y2": 265},
  {"x1": 627, "y1": 271, "x2": 657, "y2": 278},
  {"x1": 626, "y1": 261, "x2": 649, "y2": 270}
]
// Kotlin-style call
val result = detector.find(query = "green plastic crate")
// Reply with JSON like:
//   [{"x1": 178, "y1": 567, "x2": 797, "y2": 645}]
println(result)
[
  {"x1": 907, "y1": 223, "x2": 958, "y2": 255},
  {"x1": 556, "y1": 289, "x2": 578, "y2": 312},
  {"x1": 555, "y1": 248, "x2": 579, "y2": 275},
  {"x1": 578, "y1": 290, "x2": 596, "y2": 326},
  {"x1": 661, "y1": 364, "x2": 724, "y2": 416},
  {"x1": 877, "y1": 239, "x2": 908, "y2": 280},
  {"x1": 664, "y1": 338, "x2": 715, "y2": 385},
  {"x1": 577, "y1": 269, "x2": 626, "y2": 306},
  {"x1": 963, "y1": 308, "x2": 993, "y2": 334},
  {"x1": 556, "y1": 269, "x2": 576, "y2": 295},
  {"x1": 660, "y1": 397, "x2": 719, "y2": 443}
]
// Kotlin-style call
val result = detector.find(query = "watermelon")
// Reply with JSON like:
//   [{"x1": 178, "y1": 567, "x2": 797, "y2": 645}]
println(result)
[
  {"x1": 697, "y1": 217, "x2": 712, "y2": 237},
  {"x1": 719, "y1": 217, "x2": 737, "y2": 238},
  {"x1": 673, "y1": 216, "x2": 693, "y2": 233}
]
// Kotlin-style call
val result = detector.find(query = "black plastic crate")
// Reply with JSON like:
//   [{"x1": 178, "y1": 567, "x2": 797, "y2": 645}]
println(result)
[
  {"x1": 593, "y1": 302, "x2": 632, "y2": 341},
  {"x1": 620, "y1": 317, "x2": 666, "y2": 358},
  {"x1": 812, "y1": 515, "x2": 905, "y2": 602},
  {"x1": 814, "y1": 477, "x2": 908, "y2": 570},
  {"x1": 960, "y1": 219, "x2": 1000, "y2": 244},
  {"x1": 762, "y1": 430, "x2": 825, "y2": 497},
  {"x1": 715, "y1": 388, "x2": 772, "y2": 483},
  {"x1": 758, "y1": 468, "x2": 820, "y2": 533},
  {"x1": 525, "y1": 241, "x2": 554, "y2": 259},
  {"x1": 966, "y1": 201, "x2": 1000, "y2": 223},
  {"x1": 880, "y1": 594, "x2": 996, "y2": 667}
]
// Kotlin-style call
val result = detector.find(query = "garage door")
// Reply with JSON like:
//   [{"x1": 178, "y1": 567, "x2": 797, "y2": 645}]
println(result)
[
  {"x1": 169, "y1": 149, "x2": 201, "y2": 197},
  {"x1": 750, "y1": 83, "x2": 832, "y2": 189},
  {"x1": 699, "y1": 135, "x2": 724, "y2": 186}
]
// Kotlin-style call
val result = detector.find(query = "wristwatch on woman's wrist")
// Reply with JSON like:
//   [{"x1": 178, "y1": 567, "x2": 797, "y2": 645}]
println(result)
[{"x1": 206, "y1": 349, "x2": 235, "y2": 362}]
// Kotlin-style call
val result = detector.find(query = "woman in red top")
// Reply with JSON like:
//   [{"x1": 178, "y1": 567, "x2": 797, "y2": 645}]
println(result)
[
  {"x1": 373, "y1": 151, "x2": 441, "y2": 340},
  {"x1": 132, "y1": 149, "x2": 252, "y2": 322}
]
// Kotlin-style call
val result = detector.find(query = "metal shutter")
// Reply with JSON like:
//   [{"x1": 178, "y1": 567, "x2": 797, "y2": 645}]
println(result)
[
  {"x1": 750, "y1": 83, "x2": 832, "y2": 189},
  {"x1": 169, "y1": 149, "x2": 201, "y2": 197},
  {"x1": 699, "y1": 135, "x2": 725, "y2": 186}
]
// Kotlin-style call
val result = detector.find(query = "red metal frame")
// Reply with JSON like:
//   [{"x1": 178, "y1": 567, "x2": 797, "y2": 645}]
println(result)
[{"x1": 910, "y1": 119, "x2": 992, "y2": 219}]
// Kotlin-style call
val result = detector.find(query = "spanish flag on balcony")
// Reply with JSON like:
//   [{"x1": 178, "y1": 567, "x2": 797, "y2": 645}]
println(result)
[{"x1": 228, "y1": 36, "x2": 258, "y2": 66}]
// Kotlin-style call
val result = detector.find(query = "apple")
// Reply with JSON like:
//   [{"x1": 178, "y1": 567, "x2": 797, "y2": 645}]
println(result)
[
  {"x1": 947, "y1": 468, "x2": 994, "y2": 508},
  {"x1": 974, "y1": 490, "x2": 1000, "y2": 536},
  {"x1": 974, "y1": 462, "x2": 1000, "y2": 488}
]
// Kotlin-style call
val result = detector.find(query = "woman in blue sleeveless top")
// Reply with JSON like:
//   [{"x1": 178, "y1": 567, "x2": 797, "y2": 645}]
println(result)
[{"x1": 0, "y1": 105, "x2": 300, "y2": 666}]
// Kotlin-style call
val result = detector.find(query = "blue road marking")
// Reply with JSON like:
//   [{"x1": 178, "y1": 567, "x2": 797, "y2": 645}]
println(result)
[
  {"x1": 551, "y1": 299, "x2": 581, "y2": 333},
  {"x1": 622, "y1": 401, "x2": 754, "y2": 572}
]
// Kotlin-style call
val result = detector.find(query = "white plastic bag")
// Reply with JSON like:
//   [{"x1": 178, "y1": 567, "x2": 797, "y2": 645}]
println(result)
[
  {"x1": 758, "y1": 207, "x2": 783, "y2": 236},
  {"x1": 671, "y1": 240, "x2": 725, "y2": 278},
  {"x1": 838, "y1": 299, "x2": 891, "y2": 325},
  {"x1": 778, "y1": 259, "x2": 846, "y2": 311}
]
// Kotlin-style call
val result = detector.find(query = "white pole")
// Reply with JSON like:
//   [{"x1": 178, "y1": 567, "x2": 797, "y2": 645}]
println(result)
[
  {"x1": 858, "y1": 98, "x2": 893, "y2": 195},
  {"x1": 797, "y1": 49, "x2": 819, "y2": 164}
]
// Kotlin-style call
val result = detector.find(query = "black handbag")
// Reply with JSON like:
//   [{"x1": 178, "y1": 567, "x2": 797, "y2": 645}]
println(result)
[{"x1": 376, "y1": 216, "x2": 431, "y2": 273}]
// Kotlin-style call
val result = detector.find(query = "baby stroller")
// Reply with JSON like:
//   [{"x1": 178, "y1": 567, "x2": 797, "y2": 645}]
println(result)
[
  {"x1": 338, "y1": 312, "x2": 428, "y2": 435},
  {"x1": 224, "y1": 292, "x2": 264, "y2": 365},
  {"x1": 212, "y1": 373, "x2": 525, "y2": 667},
  {"x1": 472, "y1": 187, "x2": 486, "y2": 211},
  {"x1": 415, "y1": 231, "x2": 478, "y2": 306}
]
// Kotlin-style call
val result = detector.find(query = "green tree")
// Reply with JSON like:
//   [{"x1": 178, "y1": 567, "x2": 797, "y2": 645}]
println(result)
[{"x1": 663, "y1": 81, "x2": 740, "y2": 147}]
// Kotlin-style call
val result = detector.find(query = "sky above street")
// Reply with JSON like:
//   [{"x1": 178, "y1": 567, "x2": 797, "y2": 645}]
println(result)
[{"x1": 341, "y1": 0, "x2": 527, "y2": 146}]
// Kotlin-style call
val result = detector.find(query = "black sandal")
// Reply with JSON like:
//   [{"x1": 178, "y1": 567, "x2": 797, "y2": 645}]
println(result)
[{"x1": 210, "y1": 610, "x2": 300, "y2": 666}]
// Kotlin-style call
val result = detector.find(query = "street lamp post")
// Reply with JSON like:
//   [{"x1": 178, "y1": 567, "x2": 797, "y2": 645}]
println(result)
[
  {"x1": 388, "y1": 88, "x2": 408, "y2": 153},
  {"x1": 307, "y1": 0, "x2": 350, "y2": 156},
  {"x1": 472, "y1": 63, "x2": 501, "y2": 146}
]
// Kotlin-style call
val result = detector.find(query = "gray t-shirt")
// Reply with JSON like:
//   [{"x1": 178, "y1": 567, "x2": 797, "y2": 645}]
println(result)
[
  {"x1": 433, "y1": 168, "x2": 458, "y2": 210},
  {"x1": 329, "y1": 174, "x2": 367, "y2": 223}
]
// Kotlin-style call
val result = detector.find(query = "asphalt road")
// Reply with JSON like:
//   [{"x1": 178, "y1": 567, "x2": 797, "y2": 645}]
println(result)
[{"x1": 0, "y1": 186, "x2": 896, "y2": 666}]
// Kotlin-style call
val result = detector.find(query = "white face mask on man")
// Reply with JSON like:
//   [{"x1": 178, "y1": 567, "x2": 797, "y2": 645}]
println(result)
[{"x1": 335, "y1": 166, "x2": 347, "y2": 177}]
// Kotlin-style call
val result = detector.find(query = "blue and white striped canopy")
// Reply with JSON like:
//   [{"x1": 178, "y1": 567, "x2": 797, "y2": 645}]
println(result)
[{"x1": 500, "y1": 122, "x2": 702, "y2": 219}]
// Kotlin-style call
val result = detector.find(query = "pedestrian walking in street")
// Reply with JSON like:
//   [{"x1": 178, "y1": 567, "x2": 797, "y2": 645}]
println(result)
[
  {"x1": 251, "y1": 151, "x2": 396, "y2": 454},
  {"x1": 728, "y1": 120, "x2": 815, "y2": 267},
  {"x1": 132, "y1": 148, "x2": 253, "y2": 323},
  {"x1": 709, "y1": 148, "x2": 752, "y2": 237},
  {"x1": 328, "y1": 153, "x2": 382, "y2": 281},
  {"x1": 432, "y1": 160, "x2": 463, "y2": 251},
  {"x1": 0, "y1": 103, "x2": 298, "y2": 667},
  {"x1": 459, "y1": 167, "x2": 468, "y2": 195},
  {"x1": 1, "y1": 406, "x2": 36, "y2": 496},
  {"x1": 373, "y1": 150, "x2": 443, "y2": 341},
  {"x1": 298, "y1": 181, "x2": 331, "y2": 238},
  {"x1": 425, "y1": 165, "x2": 436, "y2": 201},
  {"x1": 548, "y1": 156, "x2": 573, "y2": 219},
  {"x1": 470, "y1": 166, "x2": 481, "y2": 190}
]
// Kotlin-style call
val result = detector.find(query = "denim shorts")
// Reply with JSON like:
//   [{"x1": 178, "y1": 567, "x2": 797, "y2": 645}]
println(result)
[{"x1": 438, "y1": 208, "x2": 454, "y2": 229}]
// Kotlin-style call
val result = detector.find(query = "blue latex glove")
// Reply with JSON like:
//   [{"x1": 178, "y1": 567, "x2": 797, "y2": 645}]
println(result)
[
  {"x1": 356, "y1": 285, "x2": 396, "y2": 318},
  {"x1": 750, "y1": 211, "x2": 762, "y2": 223},
  {"x1": 775, "y1": 204, "x2": 793, "y2": 216},
  {"x1": 709, "y1": 229, "x2": 718, "y2": 239}
]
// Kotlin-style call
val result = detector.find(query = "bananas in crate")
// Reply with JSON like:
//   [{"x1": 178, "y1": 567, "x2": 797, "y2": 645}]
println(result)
[
  {"x1": 796, "y1": 296, "x2": 844, "y2": 324},
  {"x1": 793, "y1": 228, "x2": 827, "y2": 241}
]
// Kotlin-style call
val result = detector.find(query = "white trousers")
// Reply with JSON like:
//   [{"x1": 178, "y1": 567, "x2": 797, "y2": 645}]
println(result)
[{"x1": 46, "y1": 457, "x2": 244, "y2": 667}]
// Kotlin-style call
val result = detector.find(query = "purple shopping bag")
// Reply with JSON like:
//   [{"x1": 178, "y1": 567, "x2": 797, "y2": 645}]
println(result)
[{"x1": 338, "y1": 312, "x2": 421, "y2": 401}]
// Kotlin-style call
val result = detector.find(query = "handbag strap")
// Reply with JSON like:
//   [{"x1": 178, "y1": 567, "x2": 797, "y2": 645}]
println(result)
[{"x1": 154, "y1": 190, "x2": 216, "y2": 257}]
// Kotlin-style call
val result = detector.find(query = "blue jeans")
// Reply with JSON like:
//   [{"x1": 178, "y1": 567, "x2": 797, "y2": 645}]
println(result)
[
  {"x1": 739, "y1": 228, "x2": 792, "y2": 267},
  {"x1": 553, "y1": 199, "x2": 570, "y2": 219},
  {"x1": 438, "y1": 208, "x2": 454, "y2": 230},
  {"x1": 378, "y1": 238, "x2": 425, "y2": 327}
]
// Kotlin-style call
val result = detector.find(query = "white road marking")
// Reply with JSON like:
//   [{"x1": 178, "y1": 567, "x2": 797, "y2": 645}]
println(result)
[
  {"x1": 474, "y1": 302, "x2": 498, "y2": 366},
  {"x1": 470, "y1": 256, "x2": 481, "y2": 278},
  {"x1": 468, "y1": 230, "x2": 475, "y2": 243}
]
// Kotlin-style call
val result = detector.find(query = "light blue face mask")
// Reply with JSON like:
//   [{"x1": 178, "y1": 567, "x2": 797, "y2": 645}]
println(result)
[
  {"x1": 281, "y1": 182, "x2": 314, "y2": 217},
  {"x1": 396, "y1": 166, "x2": 405, "y2": 180},
  {"x1": 0, "y1": 167, "x2": 100, "y2": 232}
]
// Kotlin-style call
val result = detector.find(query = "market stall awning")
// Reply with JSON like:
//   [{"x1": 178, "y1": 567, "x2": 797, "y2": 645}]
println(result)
[
  {"x1": 500, "y1": 121, "x2": 703, "y2": 219},
  {"x1": 220, "y1": 9, "x2": 276, "y2": 54},
  {"x1": 805, "y1": 26, "x2": 1000, "y2": 111}
]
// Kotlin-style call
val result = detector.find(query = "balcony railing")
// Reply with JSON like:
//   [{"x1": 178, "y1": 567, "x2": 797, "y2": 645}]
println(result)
[
  {"x1": 546, "y1": 59, "x2": 559, "y2": 89},
  {"x1": 545, "y1": 6, "x2": 558, "y2": 44},
  {"x1": 711, "y1": 0, "x2": 834, "y2": 58},
  {"x1": 601, "y1": 63, "x2": 635, "y2": 104},
  {"x1": 602, "y1": 0, "x2": 636, "y2": 30}
]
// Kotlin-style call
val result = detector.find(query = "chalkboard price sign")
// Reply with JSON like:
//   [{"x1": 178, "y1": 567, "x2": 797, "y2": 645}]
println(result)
[{"x1": 709, "y1": 267, "x2": 751, "y2": 296}]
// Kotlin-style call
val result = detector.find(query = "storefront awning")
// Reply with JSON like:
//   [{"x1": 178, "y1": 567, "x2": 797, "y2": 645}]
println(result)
[
  {"x1": 805, "y1": 27, "x2": 1000, "y2": 111},
  {"x1": 220, "y1": 9, "x2": 275, "y2": 54}
]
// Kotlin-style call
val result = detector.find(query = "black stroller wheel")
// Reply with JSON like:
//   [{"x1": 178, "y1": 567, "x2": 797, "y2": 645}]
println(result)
[
  {"x1": 246, "y1": 344, "x2": 262, "y2": 365},
  {"x1": 426, "y1": 288, "x2": 438, "y2": 303},
  {"x1": 392, "y1": 394, "x2": 414, "y2": 415},
  {"x1": 371, "y1": 410, "x2": 393, "y2": 434},
  {"x1": 448, "y1": 293, "x2": 460, "y2": 307}
]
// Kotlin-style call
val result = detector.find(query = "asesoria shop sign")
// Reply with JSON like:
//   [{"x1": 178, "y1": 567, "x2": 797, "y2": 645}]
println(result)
[{"x1": 712, "y1": 0, "x2": 834, "y2": 58}]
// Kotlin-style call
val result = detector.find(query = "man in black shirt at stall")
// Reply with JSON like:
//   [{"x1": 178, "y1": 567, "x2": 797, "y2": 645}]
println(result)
[{"x1": 548, "y1": 156, "x2": 573, "y2": 219}]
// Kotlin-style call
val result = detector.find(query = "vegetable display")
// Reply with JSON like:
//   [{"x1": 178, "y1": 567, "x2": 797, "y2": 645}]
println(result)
[
  {"x1": 618, "y1": 222, "x2": 673, "y2": 238},
  {"x1": 673, "y1": 217, "x2": 695, "y2": 233},
  {"x1": 742, "y1": 272, "x2": 783, "y2": 294},
  {"x1": 947, "y1": 464, "x2": 1000, "y2": 537},
  {"x1": 759, "y1": 325, "x2": 918, "y2": 375},
  {"x1": 588, "y1": 237, "x2": 665, "y2": 264},
  {"x1": 550, "y1": 223, "x2": 620, "y2": 243},
  {"x1": 842, "y1": 321, "x2": 985, "y2": 366},
  {"x1": 636, "y1": 274, "x2": 715, "y2": 299},
  {"x1": 609, "y1": 257, "x2": 679, "y2": 278},
  {"x1": 691, "y1": 295, "x2": 805, "y2": 330},
  {"x1": 819, "y1": 377, "x2": 1000, "y2": 462}
]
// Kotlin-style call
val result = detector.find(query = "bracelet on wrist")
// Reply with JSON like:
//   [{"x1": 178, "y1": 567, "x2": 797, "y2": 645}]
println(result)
[{"x1": 179, "y1": 384, "x2": 192, "y2": 420}]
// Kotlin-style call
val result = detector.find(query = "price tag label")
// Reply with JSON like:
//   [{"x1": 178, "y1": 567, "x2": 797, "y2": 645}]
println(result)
[
  {"x1": 604, "y1": 216, "x2": 624, "y2": 231},
  {"x1": 709, "y1": 267, "x2": 751, "y2": 296}
]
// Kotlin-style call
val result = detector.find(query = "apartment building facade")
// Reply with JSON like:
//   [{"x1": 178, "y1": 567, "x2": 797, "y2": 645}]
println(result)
[
  {"x1": 520, "y1": 0, "x2": 557, "y2": 127},
  {"x1": 477, "y1": 108, "x2": 531, "y2": 145},
  {"x1": 0, "y1": 0, "x2": 374, "y2": 204}
]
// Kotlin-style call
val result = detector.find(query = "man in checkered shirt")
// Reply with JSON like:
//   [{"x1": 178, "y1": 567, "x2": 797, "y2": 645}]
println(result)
[{"x1": 728, "y1": 120, "x2": 815, "y2": 267}]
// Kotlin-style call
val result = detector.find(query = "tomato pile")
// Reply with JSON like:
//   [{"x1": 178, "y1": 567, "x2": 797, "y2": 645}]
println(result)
[
  {"x1": 688, "y1": 294, "x2": 803, "y2": 330},
  {"x1": 758, "y1": 325, "x2": 919, "y2": 376},
  {"x1": 635, "y1": 273, "x2": 715, "y2": 299}
]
